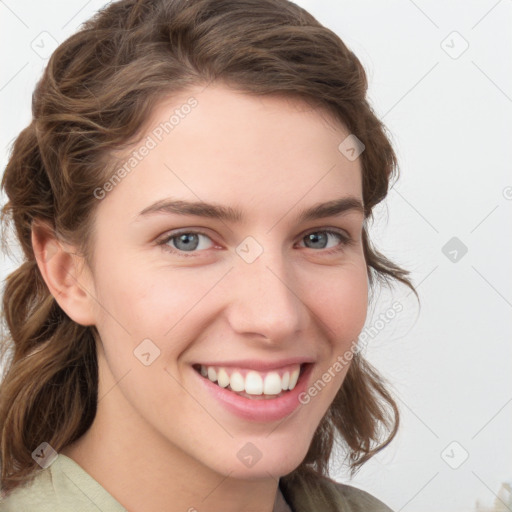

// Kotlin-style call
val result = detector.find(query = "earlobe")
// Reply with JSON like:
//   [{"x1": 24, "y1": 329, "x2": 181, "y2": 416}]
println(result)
[{"x1": 31, "y1": 219, "x2": 96, "y2": 326}]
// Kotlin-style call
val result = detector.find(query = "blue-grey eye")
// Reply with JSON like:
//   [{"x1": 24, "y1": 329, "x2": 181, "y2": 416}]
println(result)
[
  {"x1": 302, "y1": 231, "x2": 345, "y2": 250},
  {"x1": 167, "y1": 232, "x2": 213, "y2": 252}
]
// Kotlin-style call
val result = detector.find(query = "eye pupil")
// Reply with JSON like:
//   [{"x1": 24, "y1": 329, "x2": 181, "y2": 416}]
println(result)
[
  {"x1": 305, "y1": 232, "x2": 328, "y2": 249},
  {"x1": 174, "y1": 233, "x2": 199, "y2": 251}
]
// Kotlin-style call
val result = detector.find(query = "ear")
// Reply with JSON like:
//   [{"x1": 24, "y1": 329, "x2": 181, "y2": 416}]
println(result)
[{"x1": 31, "y1": 219, "x2": 96, "y2": 326}]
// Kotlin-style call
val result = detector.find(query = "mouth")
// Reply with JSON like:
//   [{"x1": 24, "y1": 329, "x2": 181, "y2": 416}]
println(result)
[
  {"x1": 191, "y1": 361, "x2": 315, "y2": 422},
  {"x1": 192, "y1": 362, "x2": 311, "y2": 400}
]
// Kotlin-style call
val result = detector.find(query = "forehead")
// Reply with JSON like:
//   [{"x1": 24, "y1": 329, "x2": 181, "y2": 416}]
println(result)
[{"x1": 98, "y1": 84, "x2": 363, "y2": 224}]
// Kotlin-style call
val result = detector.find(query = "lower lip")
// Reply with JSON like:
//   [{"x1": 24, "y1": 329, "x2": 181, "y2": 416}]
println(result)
[{"x1": 193, "y1": 363, "x2": 313, "y2": 422}]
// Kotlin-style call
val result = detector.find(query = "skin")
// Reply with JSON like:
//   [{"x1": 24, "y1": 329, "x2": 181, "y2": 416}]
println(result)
[{"x1": 32, "y1": 84, "x2": 368, "y2": 512}]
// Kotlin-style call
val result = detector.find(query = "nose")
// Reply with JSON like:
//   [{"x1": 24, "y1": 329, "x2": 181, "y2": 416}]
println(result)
[{"x1": 224, "y1": 248, "x2": 307, "y2": 344}]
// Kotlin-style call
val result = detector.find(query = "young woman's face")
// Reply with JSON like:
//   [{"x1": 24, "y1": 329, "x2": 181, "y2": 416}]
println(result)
[{"x1": 86, "y1": 84, "x2": 368, "y2": 479}]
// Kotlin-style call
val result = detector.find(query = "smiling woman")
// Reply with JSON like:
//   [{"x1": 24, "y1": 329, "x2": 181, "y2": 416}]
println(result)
[{"x1": 0, "y1": 1, "x2": 415, "y2": 511}]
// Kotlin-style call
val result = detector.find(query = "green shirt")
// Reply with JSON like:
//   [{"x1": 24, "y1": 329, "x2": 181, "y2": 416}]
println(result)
[{"x1": 0, "y1": 455, "x2": 393, "y2": 511}]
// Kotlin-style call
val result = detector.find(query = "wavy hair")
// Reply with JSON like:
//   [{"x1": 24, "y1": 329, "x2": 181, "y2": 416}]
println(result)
[{"x1": 0, "y1": 0, "x2": 416, "y2": 493}]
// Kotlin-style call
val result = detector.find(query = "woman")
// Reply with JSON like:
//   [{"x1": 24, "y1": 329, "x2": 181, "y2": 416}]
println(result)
[{"x1": 0, "y1": 0, "x2": 415, "y2": 510}]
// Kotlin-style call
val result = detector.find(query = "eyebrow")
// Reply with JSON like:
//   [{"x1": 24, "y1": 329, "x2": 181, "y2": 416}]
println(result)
[{"x1": 136, "y1": 196, "x2": 365, "y2": 224}]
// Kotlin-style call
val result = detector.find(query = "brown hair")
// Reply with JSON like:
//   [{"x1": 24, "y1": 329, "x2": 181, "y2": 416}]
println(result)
[{"x1": 0, "y1": 0, "x2": 416, "y2": 494}]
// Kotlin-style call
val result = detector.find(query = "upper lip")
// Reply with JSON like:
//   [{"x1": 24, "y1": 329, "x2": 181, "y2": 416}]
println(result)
[{"x1": 193, "y1": 357, "x2": 315, "y2": 372}]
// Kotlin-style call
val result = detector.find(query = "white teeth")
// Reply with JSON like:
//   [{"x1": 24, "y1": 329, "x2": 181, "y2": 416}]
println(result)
[
  {"x1": 198, "y1": 364, "x2": 303, "y2": 395},
  {"x1": 207, "y1": 367, "x2": 217, "y2": 382},
  {"x1": 289, "y1": 368, "x2": 300, "y2": 390},
  {"x1": 245, "y1": 371, "x2": 263, "y2": 395},
  {"x1": 281, "y1": 371, "x2": 290, "y2": 390},
  {"x1": 217, "y1": 368, "x2": 230, "y2": 388},
  {"x1": 229, "y1": 371, "x2": 245, "y2": 392},
  {"x1": 263, "y1": 372, "x2": 282, "y2": 395}
]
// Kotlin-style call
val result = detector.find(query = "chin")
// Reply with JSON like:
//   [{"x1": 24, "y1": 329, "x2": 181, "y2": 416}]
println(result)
[{"x1": 207, "y1": 438, "x2": 311, "y2": 480}]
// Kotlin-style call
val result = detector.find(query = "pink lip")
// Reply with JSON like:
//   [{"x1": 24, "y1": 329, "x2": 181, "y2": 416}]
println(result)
[
  {"x1": 193, "y1": 357, "x2": 315, "y2": 372},
  {"x1": 193, "y1": 362, "x2": 314, "y2": 422}
]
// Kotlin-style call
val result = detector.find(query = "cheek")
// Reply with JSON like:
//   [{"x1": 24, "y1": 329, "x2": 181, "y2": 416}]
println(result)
[
  {"x1": 93, "y1": 259, "x2": 204, "y2": 338},
  {"x1": 308, "y1": 262, "x2": 369, "y2": 345},
  {"x1": 304, "y1": 264, "x2": 368, "y2": 414}
]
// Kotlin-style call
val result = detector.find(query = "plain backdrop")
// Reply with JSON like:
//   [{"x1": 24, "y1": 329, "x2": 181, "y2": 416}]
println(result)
[{"x1": 1, "y1": 1, "x2": 511, "y2": 511}]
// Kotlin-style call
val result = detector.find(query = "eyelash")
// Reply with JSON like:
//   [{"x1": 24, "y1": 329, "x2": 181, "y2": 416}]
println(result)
[{"x1": 156, "y1": 228, "x2": 353, "y2": 258}]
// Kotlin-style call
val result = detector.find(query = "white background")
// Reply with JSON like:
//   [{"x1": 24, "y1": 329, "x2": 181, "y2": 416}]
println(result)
[{"x1": 1, "y1": 1, "x2": 511, "y2": 511}]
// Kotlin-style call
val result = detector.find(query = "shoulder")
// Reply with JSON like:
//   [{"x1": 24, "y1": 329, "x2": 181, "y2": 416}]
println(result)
[
  {"x1": 0, "y1": 469, "x2": 54, "y2": 511},
  {"x1": 325, "y1": 479, "x2": 394, "y2": 512},
  {"x1": 279, "y1": 470, "x2": 394, "y2": 512},
  {"x1": 0, "y1": 455, "x2": 126, "y2": 512}
]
